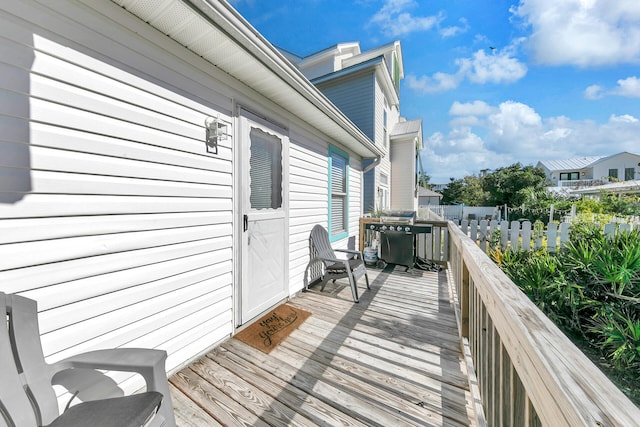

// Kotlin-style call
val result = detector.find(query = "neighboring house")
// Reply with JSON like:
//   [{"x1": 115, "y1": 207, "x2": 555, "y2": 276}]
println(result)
[
  {"x1": 418, "y1": 187, "x2": 443, "y2": 206},
  {"x1": 285, "y1": 41, "x2": 423, "y2": 213},
  {"x1": 0, "y1": 0, "x2": 382, "y2": 397},
  {"x1": 538, "y1": 152, "x2": 640, "y2": 189}
]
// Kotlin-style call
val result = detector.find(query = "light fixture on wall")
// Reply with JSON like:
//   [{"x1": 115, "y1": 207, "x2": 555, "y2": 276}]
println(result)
[{"x1": 204, "y1": 115, "x2": 230, "y2": 154}]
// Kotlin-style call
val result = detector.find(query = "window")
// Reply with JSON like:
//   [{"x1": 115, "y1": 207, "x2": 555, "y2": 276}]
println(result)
[
  {"x1": 625, "y1": 167, "x2": 635, "y2": 181},
  {"x1": 608, "y1": 168, "x2": 618, "y2": 179},
  {"x1": 559, "y1": 172, "x2": 579, "y2": 181},
  {"x1": 383, "y1": 109, "x2": 389, "y2": 149},
  {"x1": 328, "y1": 146, "x2": 349, "y2": 241},
  {"x1": 379, "y1": 173, "x2": 389, "y2": 211},
  {"x1": 249, "y1": 128, "x2": 282, "y2": 210}
]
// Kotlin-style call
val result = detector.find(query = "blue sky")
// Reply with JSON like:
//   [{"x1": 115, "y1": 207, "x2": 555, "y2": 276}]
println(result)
[{"x1": 230, "y1": 0, "x2": 640, "y2": 183}]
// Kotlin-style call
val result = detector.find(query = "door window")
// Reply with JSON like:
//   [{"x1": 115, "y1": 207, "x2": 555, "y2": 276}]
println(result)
[{"x1": 249, "y1": 128, "x2": 282, "y2": 210}]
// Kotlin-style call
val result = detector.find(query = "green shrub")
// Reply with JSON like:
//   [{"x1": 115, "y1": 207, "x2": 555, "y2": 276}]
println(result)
[{"x1": 491, "y1": 223, "x2": 640, "y2": 404}]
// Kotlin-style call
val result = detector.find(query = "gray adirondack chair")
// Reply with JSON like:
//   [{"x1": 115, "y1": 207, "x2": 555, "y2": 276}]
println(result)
[
  {"x1": 0, "y1": 292, "x2": 176, "y2": 427},
  {"x1": 305, "y1": 224, "x2": 370, "y2": 303}
]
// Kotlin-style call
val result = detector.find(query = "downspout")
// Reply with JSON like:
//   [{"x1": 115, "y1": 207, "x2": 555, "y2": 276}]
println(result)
[{"x1": 363, "y1": 156, "x2": 381, "y2": 174}]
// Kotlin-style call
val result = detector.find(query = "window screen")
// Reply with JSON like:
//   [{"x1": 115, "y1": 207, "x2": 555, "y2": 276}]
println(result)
[
  {"x1": 329, "y1": 148, "x2": 348, "y2": 238},
  {"x1": 249, "y1": 128, "x2": 282, "y2": 210},
  {"x1": 625, "y1": 167, "x2": 635, "y2": 181}
]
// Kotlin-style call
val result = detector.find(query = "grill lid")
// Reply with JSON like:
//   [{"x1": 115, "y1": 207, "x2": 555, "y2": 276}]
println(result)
[{"x1": 379, "y1": 210, "x2": 416, "y2": 224}]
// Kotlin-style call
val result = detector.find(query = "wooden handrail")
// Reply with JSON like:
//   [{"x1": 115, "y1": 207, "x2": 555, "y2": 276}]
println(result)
[{"x1": 447, "y1": 221, "x2": 640, "y2": 426}]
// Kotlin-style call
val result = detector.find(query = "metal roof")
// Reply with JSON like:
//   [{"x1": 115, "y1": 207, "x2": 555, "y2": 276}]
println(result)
[
  {"x1": 538, "y1": 156, "x2": 603, "y2": 171},
  {"x1": 391, "y1": 119, "x2": 422, "y2": 137}
]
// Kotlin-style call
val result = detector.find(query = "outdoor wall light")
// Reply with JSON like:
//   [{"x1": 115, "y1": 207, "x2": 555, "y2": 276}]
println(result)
[{"x1": 204, "y1": 115, "x2": 230, "y2": 154}]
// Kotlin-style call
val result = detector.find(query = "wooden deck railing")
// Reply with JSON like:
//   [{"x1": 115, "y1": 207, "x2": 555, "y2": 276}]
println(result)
[{"x1": 447, "y1": 221, "x2": 640, "y2": 426}]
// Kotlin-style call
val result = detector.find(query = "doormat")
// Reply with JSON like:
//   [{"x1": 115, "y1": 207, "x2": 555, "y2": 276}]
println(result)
[{"x1": 235, "y1": 304, "x2": 311, "y2": 354}]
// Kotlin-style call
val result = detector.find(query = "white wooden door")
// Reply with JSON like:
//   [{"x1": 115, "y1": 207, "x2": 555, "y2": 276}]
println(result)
[{"x1": 240, "y1": 113, "x2": 288, "y2": 323}]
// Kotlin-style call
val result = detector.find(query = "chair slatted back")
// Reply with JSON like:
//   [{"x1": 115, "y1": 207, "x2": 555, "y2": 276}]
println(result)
[
  {"x1": 7, "y1": 293, "x2": 59, "y2": 425},
  {"x1": 0, "y1": 293, "x2": 38, "y2": 427},
  {"x1": 1, "y1": 293, "x2": 59, "y2": 425},
  {"x1": 310, "y1": 225, "x2": 336, "y2": 261}
]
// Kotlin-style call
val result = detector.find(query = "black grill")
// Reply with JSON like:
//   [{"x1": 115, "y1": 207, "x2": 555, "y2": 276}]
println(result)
[{"x1": 366, "y1": 211, "x2": 432, "y2": 268}]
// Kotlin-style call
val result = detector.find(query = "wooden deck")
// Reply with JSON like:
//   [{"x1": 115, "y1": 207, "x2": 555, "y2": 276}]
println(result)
[{"x1": 169, "y1": 265, "x2": 478, "y2": 426}]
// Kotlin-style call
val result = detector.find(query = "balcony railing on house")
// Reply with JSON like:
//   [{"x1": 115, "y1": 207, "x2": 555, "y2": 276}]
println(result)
[
  {"x1": 360, "y1": 218, "x2": 640, "y2": 426},
  {"x1": 557, "y1": 178, "x2": 607, "y2": 188}
]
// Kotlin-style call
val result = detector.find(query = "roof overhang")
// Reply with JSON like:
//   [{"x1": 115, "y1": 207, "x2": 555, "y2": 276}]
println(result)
[
  {"x1": 108, "y1": 0, "x2": 382, "y2": 159},
  {"x1": 342, "y1": 40, "x2": 403, "y2": 80}
]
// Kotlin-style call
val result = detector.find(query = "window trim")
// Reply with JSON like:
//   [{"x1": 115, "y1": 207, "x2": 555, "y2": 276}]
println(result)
[{"x1": 328, "y1": 145, "x2": 349, "y2": 242}]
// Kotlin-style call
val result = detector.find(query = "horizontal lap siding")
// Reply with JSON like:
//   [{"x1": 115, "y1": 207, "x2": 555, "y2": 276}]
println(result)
[
  {"x1": 288, "y1": 132, "x2": 363, "y2": 292},
  {"x1": 0, "y1": 0, "x2": 234, "y2": 391},
  {"x1": 288, "y1": 135, "x2": 328, "y2": 292}
]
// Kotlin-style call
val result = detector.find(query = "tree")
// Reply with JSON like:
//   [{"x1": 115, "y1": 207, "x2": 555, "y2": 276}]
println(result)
[
  {"x1": 440, "y1": 175, "x2": 488, "y2": 205},
  {"x1": 416, "y1": 171, "x2": 432, "y2": 189},
  {"x1": 482, "y1": 163, "x2": 549, "y2": 206}
]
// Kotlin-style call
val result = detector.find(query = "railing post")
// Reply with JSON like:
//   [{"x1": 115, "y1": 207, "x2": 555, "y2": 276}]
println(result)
[{"x1": 461, "y1": 263, "x2": 470, "y2": 338}]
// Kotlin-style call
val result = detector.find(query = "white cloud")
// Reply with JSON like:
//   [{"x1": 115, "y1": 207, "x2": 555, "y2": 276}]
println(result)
[
  {"x1": 584, "y1": 84, "x2": 605, "y2": 99},
  {"x1": 449, "y1": 101, "x2": 496, "y2": 116},
  {"x1": 487, "y1": 101, "x2": 542, "y2": 150},
  {"x1": 407, "y1": 46, "x2": 527, "y2": 94},
  {"x1": 405, "y1": 72, "x2": 463, "y2": 94},
  {"x1": 369, "y1": 0, "x2": 444, "y2": 37},
  {"x1": 585, "y1": 76, "x2": 640, "y2": 98},
  {"x1": 610, "y1": 113, "x2": 639, "y2": 123},
  {"x1": 512, "y1": 0, "x2": 640, "y2": 66},
  {"x1": 440, "y1": 18, "x2": 470, "y2": 38},
  {"x1": 422, "y1": 100, "x2": 640, "y2": 182},
  {"x1": 612, "y1": 76, "x2": 640, "y2": 97},
  {"x1": 457, "y1": 49, "x2": 528, "y2": 84}
]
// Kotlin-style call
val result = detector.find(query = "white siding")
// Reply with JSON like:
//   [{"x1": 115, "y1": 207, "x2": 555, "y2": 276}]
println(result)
[
  {"x1": 0, "y1": 0, "x2": 234, "y2": 393},
  {"x1": 391, "y1": 138, "x2": 417, "y2": 211},
  {"x1": 593, "y1": 153, "x2": 640, "y2": 182},
  {"x1": 375, "y1": 80, "x2": 392, "y2": 212},
  {"x1": 1, "y1": 0, "x2": 374, "y2": 404},
  {"x1": 287, "y1": 127, "x2": 363, "y2": 292},
  {"x1": 288, "y1": 131, "x2": 329, "y2": 292}
]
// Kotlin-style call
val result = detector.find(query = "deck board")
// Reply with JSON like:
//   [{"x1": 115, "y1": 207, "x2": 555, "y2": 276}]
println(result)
[{"x1": 170, "y1": 266, "x2": 477, "y2": 426}]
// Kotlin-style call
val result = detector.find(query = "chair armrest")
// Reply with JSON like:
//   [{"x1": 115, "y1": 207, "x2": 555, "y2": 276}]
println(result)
[
  {"x1": 314, "y1": 255, "x2": 346, "y2": 264},
  {"x1": 334, "y1": 249, "x2": 364, "y2": 259},
  {"x1": 52, "y1": 348, "x2": 176, "y2": 427},
  {"x1": 52, "y1": 348, "x2": 168, "y2": 391}
]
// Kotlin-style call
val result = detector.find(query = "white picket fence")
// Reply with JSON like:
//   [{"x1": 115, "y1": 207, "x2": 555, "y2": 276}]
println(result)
[
  {"x1": 418, "y1": 205, "x2": 499, "y2": 221},
  {"x1": 461, "y1": 219, "x2": 639, "y2": 253}
]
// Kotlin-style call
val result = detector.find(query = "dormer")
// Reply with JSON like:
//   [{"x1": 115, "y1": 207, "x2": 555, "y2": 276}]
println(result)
[{"x1": 290, "y1": 42, "x2": 361, "y2": 80}]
